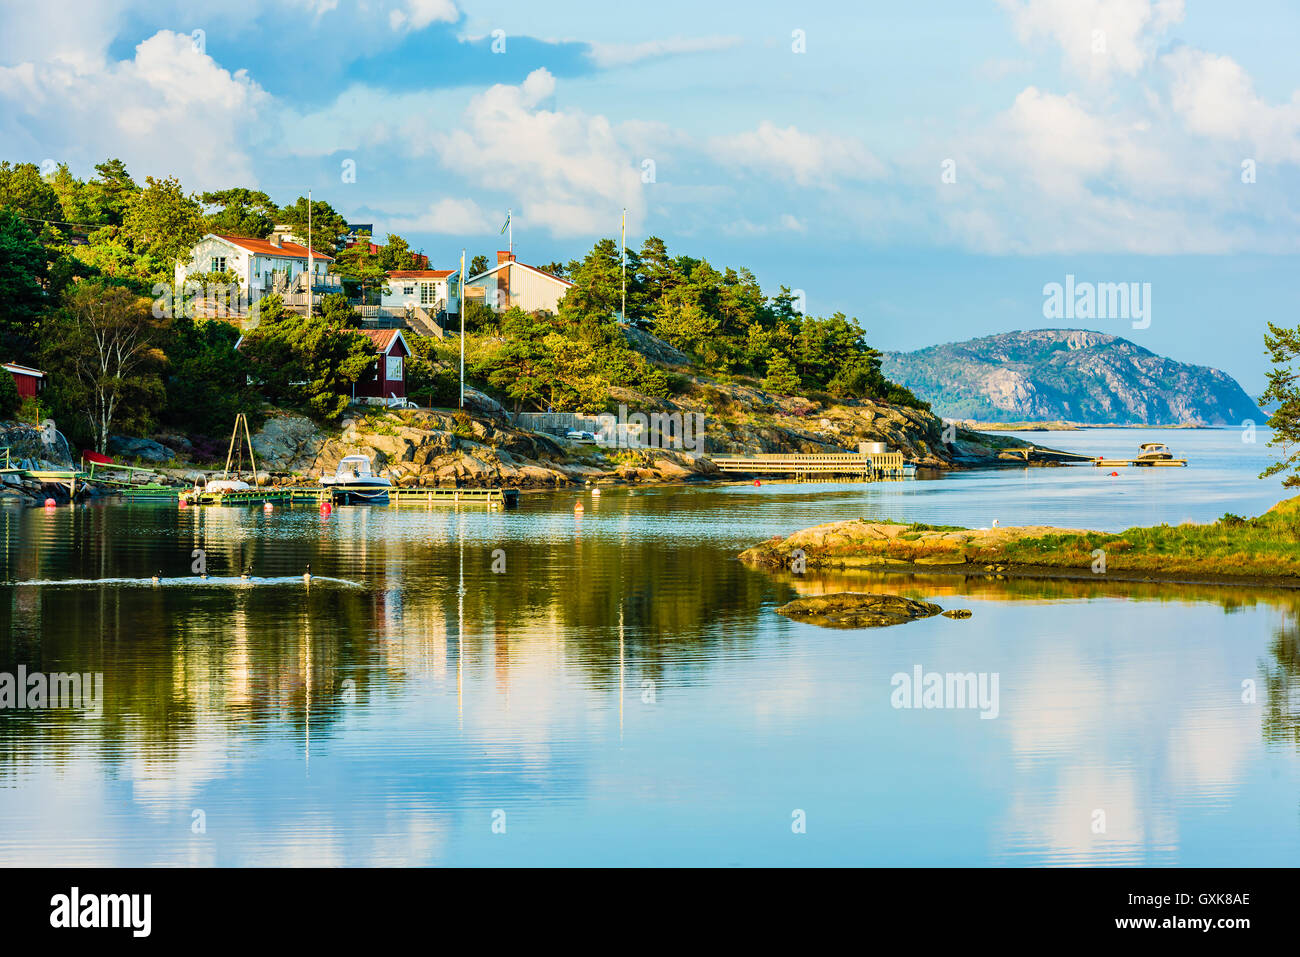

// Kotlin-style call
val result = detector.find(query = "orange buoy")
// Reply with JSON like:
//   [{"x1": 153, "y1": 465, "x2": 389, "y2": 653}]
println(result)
[
  {"x1": 178, "y1": 498, "x2": 188, "y2": 508},
  {"x1": 43, "y1": 497, "x2": 56, "y2": 507},
  {"x1": 753, "y1": 479, "x2": 761, "y2": 487},
  {"x1": 263, "y1": 502, "x2": 274, "y2": 511},
  {"x1": 1110, "y1": 471, "x2": 1119, "y2": 477}
]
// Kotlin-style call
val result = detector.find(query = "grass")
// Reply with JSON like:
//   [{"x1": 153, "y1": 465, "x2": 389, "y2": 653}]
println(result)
[{"x1": 750, "y1": 498, "x2": 1300, "y2": 583}]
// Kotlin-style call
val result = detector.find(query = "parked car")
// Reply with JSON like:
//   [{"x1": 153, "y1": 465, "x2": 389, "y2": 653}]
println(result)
[{"x1": 566, "y1": 429, "x2": 597, "y2": 444}]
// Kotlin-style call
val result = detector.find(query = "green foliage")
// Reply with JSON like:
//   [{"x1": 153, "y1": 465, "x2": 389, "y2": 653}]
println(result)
[
  {"x1": 1261, "y1": 322, "x2": 1300, "y2": 487},
  {"x1": 378, "y1": 233, "x2": 421, "y2": 271},
  {"x1": 121, "y1": 175, "x2": 204, "y2": 279},
  {"x1": 0, "y1": 161, "x2": 61, "y2": 224},
  {"x1": 159, "y1": 317, "x2": 259, "y2": 437},
  {"x1": 333, "y1": 240, "x2": 388, "y2": 301},
  {"x1": 762, "y1": 353, "x2": 802, "y2": 394},
  {"x1": 0, "y1": 367, "x2": 20, "y2": 419},
  {"x1": 0, "y1": 208, "x2": 49, "y2": 360},
  {"x1": 469, "y1": 254, "x2": 489, "y2": 276},
  {"x1": 277, "y1": 196, "x2": 348, "y2": 254},
  {"x1": 38, "y1": 282, "x2": 165, "y2": 452},
  {"x1": 240, "y1": 295, "x2": 373, "y2": 421},
  {"x1": 200, "y1": 188, "x2": 277, "y2": 238}
]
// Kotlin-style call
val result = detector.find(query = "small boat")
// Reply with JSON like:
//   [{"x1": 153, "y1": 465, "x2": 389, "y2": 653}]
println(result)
[
  {"x1": 321, "y1": 455, "x2": 392, "y2": 504},
  {"x1": 1135, "y1": 442, "x2": 1174, "y2": 464}
]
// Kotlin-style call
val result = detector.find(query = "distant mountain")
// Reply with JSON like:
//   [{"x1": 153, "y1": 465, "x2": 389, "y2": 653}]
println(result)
[{"x1": 880, "y1": 329, "x2": 1264, "y2": 425}]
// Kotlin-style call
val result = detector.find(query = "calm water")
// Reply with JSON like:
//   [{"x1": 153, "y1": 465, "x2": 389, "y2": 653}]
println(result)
[{"x1": 2, "y1": 427, "x2": 1298, "y2": 866}]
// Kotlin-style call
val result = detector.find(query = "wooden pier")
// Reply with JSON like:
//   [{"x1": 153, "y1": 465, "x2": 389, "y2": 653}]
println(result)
[
  {"x1": 709, "y1": 452, "x2": 911, "y2": 479},
  {"x1": 1093, "y1": 457, "x2": 1188, "y2": 467},
  {"x1": 182, "y1": 485, "x2": 518, "y2": 508}
]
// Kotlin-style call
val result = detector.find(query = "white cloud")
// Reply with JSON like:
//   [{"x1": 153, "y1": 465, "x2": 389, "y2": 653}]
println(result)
[
  {"x1": 436, "y1": 68, "x2": 645, "y2": 238},
  {"x1": 585, "y1": 35, "x2": 741, "y2": 68},
  {"x1": 389, "y1": 0, "x2": 458, "y2": 32},
  {"x1": 707, "y1": 121, "x2": 886, "y2": 188},
  {"x1": 1163, "y1": 47, "x2": 1300, "y2": 162},
  {"x1": 0, "y1": 29, "x2": 269, "y2": 189},
  {"x1": 387, "y1": 197, "x2": 496, "y2": 234},
  {"x1": 997, "y1": 0, "x2": 1185, "y2": 79}
]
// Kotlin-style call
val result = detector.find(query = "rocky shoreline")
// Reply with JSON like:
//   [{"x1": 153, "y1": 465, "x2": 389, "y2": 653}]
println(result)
[
  {"x1": 1, "y1": 380, "x2": 1080, "y2": 501},
  {"x1": 740, "y1": 506, "x2": 1300, "y2": 589}
]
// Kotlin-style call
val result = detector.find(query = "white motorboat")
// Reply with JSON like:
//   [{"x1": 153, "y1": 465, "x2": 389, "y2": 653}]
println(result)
[{"x1": 321, "y1": 455, "x2": 392, "y2": 503}]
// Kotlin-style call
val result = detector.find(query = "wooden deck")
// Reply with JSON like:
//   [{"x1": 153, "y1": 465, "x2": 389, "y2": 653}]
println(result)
[
  {"x1": 709, "y1": 452, "x2": 911, "y2": 478},
  {"x1": 1094, "y1": 458, "x2": 1188, "y2": 467},
  {"x1": 182, "y1": 485, "x2": 518, "y2": 508}
]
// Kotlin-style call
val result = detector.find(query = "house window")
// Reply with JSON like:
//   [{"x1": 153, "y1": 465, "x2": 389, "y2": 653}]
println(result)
[
  {"x1": 211, "y1": 256, "x2": 227, "y2": 273},
  {"x1": 386, "y1": 356, "x2": 403, "y2": 381},
  {"x1": 420, "y1": 283, "x2": 434, "y2": 305},
  {"x1": 403, "y1": 286, "x2": 415, "y2": 295}
]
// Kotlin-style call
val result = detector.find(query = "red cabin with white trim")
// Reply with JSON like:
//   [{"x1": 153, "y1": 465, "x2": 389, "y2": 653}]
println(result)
[
  {"x1": 352, "y1": 329, "x2": 410, "y2": 406},
  {"x1": 4, "y1": 362, "x2": 45, "y2": 400}
]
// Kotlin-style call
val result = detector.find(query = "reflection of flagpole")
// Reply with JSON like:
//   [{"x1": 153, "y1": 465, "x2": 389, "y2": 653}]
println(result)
[
  {"x1": 618, "y1": 601, "x2": 625, "y2": 740},
  {"x1": 457, "y1": 517, "x2": 464, "y2": 728}
]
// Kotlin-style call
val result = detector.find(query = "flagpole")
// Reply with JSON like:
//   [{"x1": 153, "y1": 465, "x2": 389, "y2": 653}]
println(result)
[
  {"x1": 626, "y1": 208, "x2": 631, "y2": 327},
  {"x1": 307, "y1": 189, "x2": 313, "y2": 314},
  {"x1": 508, "y1": 208, "x2": 512, "y2": 254},
  {"x1": 459, "y1": 248, "x2": 466, "y2": 409}
]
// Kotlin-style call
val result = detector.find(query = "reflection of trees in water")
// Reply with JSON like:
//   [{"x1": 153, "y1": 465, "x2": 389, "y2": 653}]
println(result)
[
  {"x1": 0, "y1": 581, "x2": 382, "y2": 776},
  {"x1": 1262, "y1": 622, "x2": 1300, "y2": 749}
]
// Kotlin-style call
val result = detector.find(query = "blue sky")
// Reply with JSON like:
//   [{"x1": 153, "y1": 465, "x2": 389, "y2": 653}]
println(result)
[{"x1": 2, "y1": 0, "x2": 1298, "y2": 396}]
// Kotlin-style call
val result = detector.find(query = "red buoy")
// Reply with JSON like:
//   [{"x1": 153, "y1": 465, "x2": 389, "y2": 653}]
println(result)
[
  {"x1": 753, "y1": 479, "x2": 761, "y2": 487},
  {"x1": 1110, "y1": 471, "x2": 1119, "y2": 477},
  {"x1": 43, "y1": 497, "x2": 55, "y2": 507}
]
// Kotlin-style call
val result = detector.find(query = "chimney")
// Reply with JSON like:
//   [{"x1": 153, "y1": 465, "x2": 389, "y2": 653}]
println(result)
[{"x1": 497, "y1": 250, "x2": 515, "y2": 265}]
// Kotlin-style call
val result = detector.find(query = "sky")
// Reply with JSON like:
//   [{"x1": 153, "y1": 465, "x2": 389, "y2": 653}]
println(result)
[{"x1": 1, "y1": 0, "x2": 1297, "y2": 396}]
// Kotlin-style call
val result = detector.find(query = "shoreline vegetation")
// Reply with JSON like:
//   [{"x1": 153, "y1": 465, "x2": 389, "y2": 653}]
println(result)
[
  {"x1": 952, "y1": 420, "x2": 1208, "y2": 432},
  {"x1": 739, "y1": 497, "x2": 1300, "y2": 589}
]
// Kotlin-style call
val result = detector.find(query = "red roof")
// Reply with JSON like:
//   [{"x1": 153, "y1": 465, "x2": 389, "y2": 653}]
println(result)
[
  {"x1": 213, "y1": 233, "x2": 335, "y2": 262},
  {"x1": 356, "y1": 328, "x2": 404, "y2": 352},
  {"x1": 388, "y1": 270, "x2": 455, "y2": 279}
]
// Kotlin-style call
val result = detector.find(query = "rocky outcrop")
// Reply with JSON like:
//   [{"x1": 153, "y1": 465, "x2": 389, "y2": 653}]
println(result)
[
  {"x1": 248, "y1": 409, "x2": 719, "y2": 488},
  {"x1": 108, "y1": 435, "x2": 174, "y2": 463},
  {"x1": 882, "y1": 329, "x2": 1264, "y2": 425},
  {"x1": 774, "y1": 593, "x2": 943, "y2": 628}
]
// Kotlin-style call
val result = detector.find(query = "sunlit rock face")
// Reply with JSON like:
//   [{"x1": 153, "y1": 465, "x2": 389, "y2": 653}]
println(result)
[{"x1": 882, "y1": 329, "x2": 1265, "y2": 425}]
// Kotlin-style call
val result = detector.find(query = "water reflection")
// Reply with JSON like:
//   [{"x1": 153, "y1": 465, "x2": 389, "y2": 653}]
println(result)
[{"x1": 1, "y1": 460, "x2": 1299, "y2": 864}]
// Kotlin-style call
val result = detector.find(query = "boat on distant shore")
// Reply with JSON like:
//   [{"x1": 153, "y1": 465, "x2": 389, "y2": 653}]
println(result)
[
  {"x1": 1135, "y1": 442, "x2": 1175, "y2": 464},
  {"x1": 321, "y1": 455, "x2": 392, "y2": 504}
]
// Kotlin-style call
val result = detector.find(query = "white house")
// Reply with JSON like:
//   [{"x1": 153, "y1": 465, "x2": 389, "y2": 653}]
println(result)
[
  {"x1": 380, "y1": 269, "x2": 459, "y2": 315},
  {"x1": 175, "y1": 233, "x2": 337, "y2": 304},
  {"x1": 463, "y1": 251, "x2": 572, "y2": 314}
]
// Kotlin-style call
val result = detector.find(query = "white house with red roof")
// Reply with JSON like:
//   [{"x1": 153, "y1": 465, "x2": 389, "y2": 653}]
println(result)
[
  {"x1": 381, "y1": 269, "x2": 459, "y2": 315},
  {"x1": 175, "y1": 233, "x2": 338, "y2": 305},
  {"x1": 463, "y1": 251, "x2": 572, "y2": 314}
]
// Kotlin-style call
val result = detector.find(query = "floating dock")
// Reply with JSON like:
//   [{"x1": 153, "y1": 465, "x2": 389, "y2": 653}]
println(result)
[
  {"x1": 182, "y1": 485, "x2": 518, "y2": 508},
  {"x1": 1093, "y1": 458, "x2": 1188, "y2": 467},
  {"x1": 709, "y1": 452, "x2": 912, "y2": 479}
]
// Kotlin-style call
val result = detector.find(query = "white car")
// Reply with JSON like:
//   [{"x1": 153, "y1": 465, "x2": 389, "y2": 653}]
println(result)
[{"x1": 566, "y1": 429, "x2": 597, "y2": 444}]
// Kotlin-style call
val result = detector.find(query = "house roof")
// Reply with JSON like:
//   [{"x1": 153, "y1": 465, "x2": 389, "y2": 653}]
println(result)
[
  {"x1": 356, "y1": 328, "x2": 410, "y2": 354},
  {"x1": 465, "y1": 260, "x2": 573, "y2": 287},
  {"x1": 211, "y1": 233, "x2": 336, "y2": 262},
  {"x1": 387, "y1": 270, "x2": 456, "y2": 280},
  {"x1": 3, "y1": 362, "x2": 45, "y2": 378}
]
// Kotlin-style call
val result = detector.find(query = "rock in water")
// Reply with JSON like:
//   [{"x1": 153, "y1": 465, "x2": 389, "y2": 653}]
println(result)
[
  {"x1": 775, "y1": 593, "x2": 943, "y2": 628},
  {"x1": 942, "y1": 609, "x2": 973, "y2": 619}
]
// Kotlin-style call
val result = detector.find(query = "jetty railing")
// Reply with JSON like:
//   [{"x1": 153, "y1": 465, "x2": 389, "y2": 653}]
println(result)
[{"x1": 709, "y1": 452, "x2": 909, "y2": 478}]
